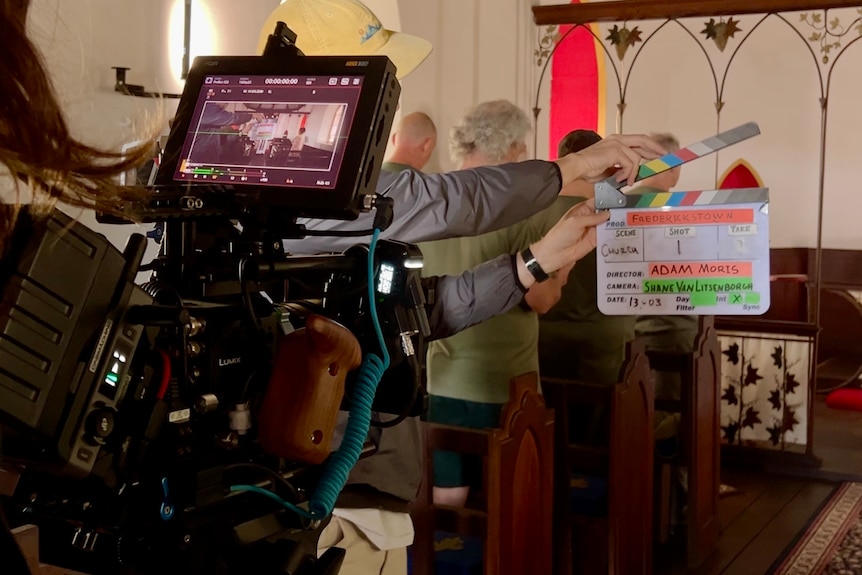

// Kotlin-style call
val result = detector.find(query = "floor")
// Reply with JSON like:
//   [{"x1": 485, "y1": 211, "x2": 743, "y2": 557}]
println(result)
[
  {"x1": 655, "y1": 470, "x2": 835, "y2": 575},
  {"x1": 656, "y1": 393, "x2": 862, "y2": 574},
  {"x1": 809, "y1": 393, "x2": 862, "y2": 480}
]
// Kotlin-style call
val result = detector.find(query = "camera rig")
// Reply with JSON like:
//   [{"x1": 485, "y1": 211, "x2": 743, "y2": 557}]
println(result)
[{"x1": 0, "y1": 24, "x2": 426, "y2": 575}]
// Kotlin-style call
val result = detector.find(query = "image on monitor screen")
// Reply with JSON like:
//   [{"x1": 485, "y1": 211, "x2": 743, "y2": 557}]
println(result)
[{"x1": 173, "y1": 75, "x2": 363, "y2": 189}]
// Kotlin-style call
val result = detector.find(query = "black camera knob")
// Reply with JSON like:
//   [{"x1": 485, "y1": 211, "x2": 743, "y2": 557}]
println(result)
[{"x1": 85, "y1": 408, "x2": 117, "y2": 443}]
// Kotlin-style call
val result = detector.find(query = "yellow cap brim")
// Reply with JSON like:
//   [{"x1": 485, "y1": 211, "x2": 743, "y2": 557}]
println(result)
[
  {"x1": 372, "y1": 30, "x2": 432, "y2": 80},
  {"x1": 257, "y1": 17, "x2": 432, "y2": 81}
]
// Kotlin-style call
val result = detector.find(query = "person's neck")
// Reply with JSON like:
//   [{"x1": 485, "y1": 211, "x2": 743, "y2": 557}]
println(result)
[
  {"x1": 459, "y1": 153, "x2": 504, "y2": 170},
  {"x1": 386, "y1": 150, "x2": 423, "y2": 171}
]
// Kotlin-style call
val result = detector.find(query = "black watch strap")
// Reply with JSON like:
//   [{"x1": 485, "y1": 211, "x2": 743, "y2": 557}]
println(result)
[{"x1": 520, "y1": 246, "x2": 549, "y2": 283}]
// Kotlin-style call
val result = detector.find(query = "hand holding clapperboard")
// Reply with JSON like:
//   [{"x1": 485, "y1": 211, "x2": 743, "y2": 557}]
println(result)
[{"x1": 593, "y1": 122, "x2": 770, "y2": 316}]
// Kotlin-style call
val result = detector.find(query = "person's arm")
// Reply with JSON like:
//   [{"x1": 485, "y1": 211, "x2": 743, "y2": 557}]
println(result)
[
  {"x1": 554, "y1": 133, "x2": 666, "y2": 187},
  {"x1": 423, "y1": 254, "x2": 528, "y2": 341},
  {"x1": 507, "y1": 198, "x2": 577, "y2": 315},
  {"x1": 523, "y1": 261, "x2": 574, "y2": 314},
  {"x1": 424, "y1": 200, "x2": 608, "y2": 340},
  {"x1": 285, "y1": 134, "x2": 664, "y2": 255},
  {"x1": 200, "y1": 105, "x2": 258, "y2": 128},
  {"x1": 285, "y1": 160, "x2": 562, "y2": 254}
]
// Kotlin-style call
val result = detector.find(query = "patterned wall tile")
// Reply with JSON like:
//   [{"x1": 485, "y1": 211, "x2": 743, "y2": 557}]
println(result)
[{"x1": 718, "y1": 331, "x2": 812, "y2": 450}]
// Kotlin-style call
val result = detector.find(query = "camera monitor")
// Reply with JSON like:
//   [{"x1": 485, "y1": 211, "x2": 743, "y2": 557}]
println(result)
[{"x1": 153, "y1": 54, "x2": 400, "y2": 220}]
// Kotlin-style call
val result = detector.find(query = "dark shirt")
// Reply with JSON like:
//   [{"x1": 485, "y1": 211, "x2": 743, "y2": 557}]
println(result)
[{"x1": 532, "y1": 196, "x2": 635, "y2": 382}]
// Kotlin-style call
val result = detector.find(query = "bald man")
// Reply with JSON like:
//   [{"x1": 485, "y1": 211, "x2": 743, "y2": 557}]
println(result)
[{"x1": 382, "y1": 111, "x2": 437, "y2": 172}]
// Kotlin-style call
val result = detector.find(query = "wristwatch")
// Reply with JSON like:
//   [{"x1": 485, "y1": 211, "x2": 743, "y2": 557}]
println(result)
[{"x1": 520, "y1": 246, "x2": 549, "y2": 283}]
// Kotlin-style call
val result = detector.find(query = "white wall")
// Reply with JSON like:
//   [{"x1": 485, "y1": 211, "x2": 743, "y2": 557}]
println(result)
[
  {"x1": 582, "y1": 10, "x2": 862, "y2": 249},
  {"x1": 21, "y1": 0, "x2": 278, "y2": 251},
  {"x1": 18, "y1": 0, "x2": 862, "y2": 251},
  {"x1": 395, "y1": 0, "x2": 538, "y2": 172},
  {"x1": 303, "y1": 105, "x2": 340, "y2": 151}
]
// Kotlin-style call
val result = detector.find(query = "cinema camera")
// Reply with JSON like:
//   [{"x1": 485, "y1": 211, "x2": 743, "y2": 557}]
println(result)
[{"x1": 0, "y1": 24, "x2": 429, "y2": 575}]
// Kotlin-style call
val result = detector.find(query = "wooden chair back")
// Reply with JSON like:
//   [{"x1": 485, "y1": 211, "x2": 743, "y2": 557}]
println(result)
[
  {"x1": 644, "y1": 315, "x2": 720, "y2": 568},
  {"x1": 411, "y1": 373, "x2": 554, "y2": 575},
  {"x1": 543, "y1": 341, "x2": 655, "y2": 575}
]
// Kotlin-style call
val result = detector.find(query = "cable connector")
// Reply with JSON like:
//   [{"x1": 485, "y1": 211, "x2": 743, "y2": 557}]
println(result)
[
  {"x1": 228, "y1": 402, "x2": 252, "y2": 436},
  {"x1": 372, "y1": 196, "x2": 394, "y2": 232}
]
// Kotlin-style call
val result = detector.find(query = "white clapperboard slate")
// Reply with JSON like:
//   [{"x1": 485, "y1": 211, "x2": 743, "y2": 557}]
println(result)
[{"x1": 593, "y1": 122, "x2": 770, "y2": 316}]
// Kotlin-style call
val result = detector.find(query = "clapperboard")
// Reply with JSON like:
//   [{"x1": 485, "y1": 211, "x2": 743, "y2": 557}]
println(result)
[{"x1": 594, "y1": 122, "x2": 770, "y2": 316}]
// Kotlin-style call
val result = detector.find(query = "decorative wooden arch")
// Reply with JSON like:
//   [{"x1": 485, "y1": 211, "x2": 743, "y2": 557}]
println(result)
[{"x1": 530, "y1": 0, "x2": 862, "y2": 457}]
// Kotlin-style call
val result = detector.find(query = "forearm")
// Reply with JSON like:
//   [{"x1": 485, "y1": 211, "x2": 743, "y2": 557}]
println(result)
[
  {"x1": 424, "y1": 254, "x2": 528, "y2": 341},
  {"x1": 523, "y1": 270, "x2": 568, "y2": 314},
  {"x1": 553, "y1": 153, "x2": 589, "y2": 186},
  {"x1": 284, "y1": 161, "x2": 562, "y2": 254}
]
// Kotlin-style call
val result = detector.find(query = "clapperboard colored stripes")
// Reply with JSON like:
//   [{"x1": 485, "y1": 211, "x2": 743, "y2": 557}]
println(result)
[
  {"x1": 636, "y1": 122, "x2": 761, "y2": 181},
  {"x1": 594, "y1": 122, "x2": 761, "y2": 209},
  {"x1": 626, "y1": 187, "x2": 769, "y2": 209}
]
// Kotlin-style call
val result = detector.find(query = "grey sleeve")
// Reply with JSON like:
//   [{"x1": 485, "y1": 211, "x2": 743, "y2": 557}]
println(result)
[
  {"x1": 283, "y1": 160, "x2": 562, "y2": 254},
  {"x1": 423, "y1": 254, "x2": 528, "y2": 341}
]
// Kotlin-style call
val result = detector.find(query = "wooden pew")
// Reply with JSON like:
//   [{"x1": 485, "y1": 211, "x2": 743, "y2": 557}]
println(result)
[
  {"x1": 542, "y1": 341, "x2": 654, "y2": 575},
  {"x1": 644, "y1": 316, "x2": 721, "y2": 568},
  {"x1": 411, "y1": 373, "x2": 555, "y2": 575}
]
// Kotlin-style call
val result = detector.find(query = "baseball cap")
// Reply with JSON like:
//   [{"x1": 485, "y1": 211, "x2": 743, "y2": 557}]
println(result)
[{"x1": 257, "y1": 0, "x2": 432, "y2": 80}]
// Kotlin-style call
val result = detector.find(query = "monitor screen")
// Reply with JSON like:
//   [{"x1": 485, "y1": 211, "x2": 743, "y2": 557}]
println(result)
[
  {"x1": 140, "y1": 54, "x2": 400, "y2": 221},
  {"x1": 171, "y1": 74, "x2": 364, "y2": 190}
]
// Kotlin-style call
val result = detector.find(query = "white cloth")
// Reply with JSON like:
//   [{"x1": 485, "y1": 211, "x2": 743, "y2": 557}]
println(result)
[
  {"x1": 318, "y1": 515, "x2": 408, "y2": 575},
  {"x1": 331, "y1": 508, "x2": 414, "y2": 551}
]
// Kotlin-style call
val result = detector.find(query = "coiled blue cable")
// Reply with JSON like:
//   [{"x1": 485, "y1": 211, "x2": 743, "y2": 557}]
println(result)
[{"x1": 231, "y1": 229, "x2": 390, "y2": 520}]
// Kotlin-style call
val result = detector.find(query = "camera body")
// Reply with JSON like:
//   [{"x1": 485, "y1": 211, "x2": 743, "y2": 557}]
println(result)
[{"x1": 0, "y1": 25, "x2": 426, "y2": 575}]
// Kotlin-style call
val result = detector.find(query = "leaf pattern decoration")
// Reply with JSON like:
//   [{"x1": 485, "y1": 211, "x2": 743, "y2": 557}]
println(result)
[
  {"x1": 723, "y1": 343, "x2": 740, "y2": 365},
  {"x1": 742, "y1": 407, "x2": 762, "y2": 429}
]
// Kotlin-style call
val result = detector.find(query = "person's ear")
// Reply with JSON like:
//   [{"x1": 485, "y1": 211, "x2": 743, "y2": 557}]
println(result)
[{"x1": 511, "y1": 141, "x2": 528, "y2": 162}]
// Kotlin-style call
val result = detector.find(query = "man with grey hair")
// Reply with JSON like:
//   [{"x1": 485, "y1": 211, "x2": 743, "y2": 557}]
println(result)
[
  {"x1": 635, "y1": 133, "x2": 682, "y2": 195},
  {"x1": 422, "y1": 100, "x2": 574, "y2": 507}
]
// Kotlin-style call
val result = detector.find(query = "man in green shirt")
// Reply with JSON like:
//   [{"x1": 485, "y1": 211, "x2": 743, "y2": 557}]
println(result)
[{"x1": 381, "y1": 111, "x2": 437, "y2": 173}]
